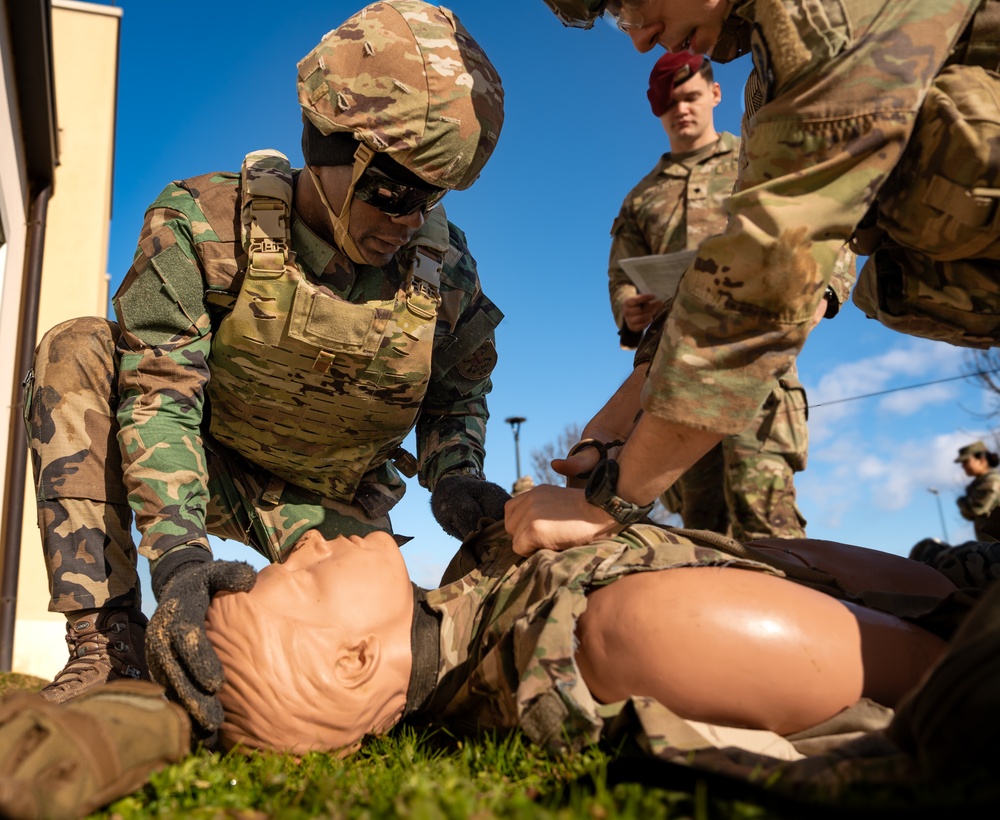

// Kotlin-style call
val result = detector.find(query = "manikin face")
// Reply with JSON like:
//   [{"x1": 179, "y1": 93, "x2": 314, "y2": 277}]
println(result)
[
  {"x1": 617, "y1": 0, "x2": 732, "y2": 56},
  {"x1": 308, "y1": 165, "x2": 427, "y2": 267},
  {"x1": 659, "y1": 71, "x2": 721, "y2": 152},
  {"x1": 256, "y1": 529, "x2": 413, "y2": 618},
  {"x1": 207, "y1": 530, "x2": 415, "y2": 755}
]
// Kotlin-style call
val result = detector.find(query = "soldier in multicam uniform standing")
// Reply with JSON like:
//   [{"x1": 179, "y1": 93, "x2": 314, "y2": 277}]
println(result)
[
  {"x1": 506, "y1": 0, "x2": 1000, "y2": 561},
  {"x1": 24, "y1": 0, "x2": 506, "y2": 734},
  {"x1": 608, "y1": 56, "x2": 738, "y2": 353},
  {"x1": 910, "y1": 441, "x2": 1000, "y2": 587},
  {"x1": 954, "y1": 440, "x2": 1000, "y2": 542},
  {"x1": 610, "y1": 51, "x2": 823, "y2": 540}
]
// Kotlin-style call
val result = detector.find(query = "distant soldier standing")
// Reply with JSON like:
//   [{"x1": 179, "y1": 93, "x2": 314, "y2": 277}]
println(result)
[
  {"x1": 955, "y1": 441, "x2": 1000, "y2": 542},
  {"x1": 608, "y1": 52, "x2": 840, "y2": 540},
  {"x1": 24, "y1": 0, "x2": 506, "y2": 733}
]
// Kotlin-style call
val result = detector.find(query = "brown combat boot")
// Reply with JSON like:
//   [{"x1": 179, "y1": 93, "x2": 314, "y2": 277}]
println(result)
[{"x1": 39, "y1": 608, "x2": 150, "y2": 703}]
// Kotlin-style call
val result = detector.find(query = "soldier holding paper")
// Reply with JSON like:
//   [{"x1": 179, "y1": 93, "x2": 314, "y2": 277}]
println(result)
[{"x1": 607, "y1": 52, "x2": 844, "y2": 539}]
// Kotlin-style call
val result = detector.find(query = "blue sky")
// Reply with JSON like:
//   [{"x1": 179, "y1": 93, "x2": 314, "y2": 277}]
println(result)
[{"x1": 94, "y1": 1, "x2": 998, "y2": 600}]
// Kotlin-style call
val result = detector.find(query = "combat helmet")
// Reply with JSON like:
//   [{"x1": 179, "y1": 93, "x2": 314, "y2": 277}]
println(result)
[
  {"x1": 541, "y1": 0, "x2": 608, "y2": 29},
  {"x1": 297, "y1": 0, "x2": 504, "y2": 192}
]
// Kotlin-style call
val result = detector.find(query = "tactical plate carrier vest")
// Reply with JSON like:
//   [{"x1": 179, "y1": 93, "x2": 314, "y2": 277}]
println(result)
[{"x1": 206, "y1": 150, "x2": 450, "y2": 505}]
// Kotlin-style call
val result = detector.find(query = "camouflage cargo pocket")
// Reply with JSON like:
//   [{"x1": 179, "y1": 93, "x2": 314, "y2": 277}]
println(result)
[
  {"x1": 853, "y1": 248, "x2": 1000, "y2": 349},
  {"x1": 852, "y1": 65, "x2": 1000, "y2": 348},
  {"x1": 877, "y1": 65, "x2": 1000, "y2": 263}
]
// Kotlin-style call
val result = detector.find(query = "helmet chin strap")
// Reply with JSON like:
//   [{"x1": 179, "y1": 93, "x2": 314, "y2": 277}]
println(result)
[{"x1": 308, "y1": 142, "x2": 376, "y2": 265}]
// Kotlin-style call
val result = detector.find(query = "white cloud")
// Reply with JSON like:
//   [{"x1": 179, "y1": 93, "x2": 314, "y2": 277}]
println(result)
[
  {"x1": 811, "y1": 340, "x2": 965, "y2": 405},
  {"x1": 808, "y1": 427, "x2": 988, "y2": 514},
  {"x1": 804, "y1": 340, "x2": 969, "y2": 443},
  {"x1": 877, "y1": 383, "x2": 958, "y2": 416}
]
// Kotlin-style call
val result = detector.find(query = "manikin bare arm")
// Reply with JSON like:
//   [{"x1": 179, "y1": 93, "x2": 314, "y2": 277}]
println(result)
[{"x1": 575, "y1": 565, "x2": 947, "y2": 735}]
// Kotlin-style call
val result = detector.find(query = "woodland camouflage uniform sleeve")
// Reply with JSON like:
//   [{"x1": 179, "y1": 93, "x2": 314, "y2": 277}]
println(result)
[
  {"x1": 112, "y1": 181, "x2": 221, "y2": 564},
  {"x1": 416, "y1": 222, "x2": 503, "y2": 490},
  {"x1": 641, "y1": 0, "x2": 979, "y2": 435}
]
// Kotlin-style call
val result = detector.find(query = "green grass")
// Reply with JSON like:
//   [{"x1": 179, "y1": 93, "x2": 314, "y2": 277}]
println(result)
[
  {"x1": 0, "y1": 671, "x2": 48, "y2": 693},
  {"x1": 0, "y1": 672, "x2": 774, "y2": 818},
  {"x1": 8, "y1": 675, "x2": 986, "y2": 818},
  {"x1": 92, "y1": 726, "x2": 772, "y2": 819}
]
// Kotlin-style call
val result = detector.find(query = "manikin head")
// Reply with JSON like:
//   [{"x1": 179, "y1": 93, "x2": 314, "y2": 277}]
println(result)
[
  {"x1": 294, "y1": 0, "x2": 504, "y2": 266},
  {"x1": 205, "y1": 530, "x2": 414, "y2": 755},
  {"x1": 646, "y1": 52, "x2": 720, "y2": 153}
]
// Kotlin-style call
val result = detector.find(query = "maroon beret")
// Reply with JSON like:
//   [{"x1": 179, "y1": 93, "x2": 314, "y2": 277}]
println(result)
[{"x1": 647, "y1": 52, "x2": 707, "y2": 117}]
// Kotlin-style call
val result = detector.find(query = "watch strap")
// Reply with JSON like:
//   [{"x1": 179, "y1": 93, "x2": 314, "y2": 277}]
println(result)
[{"x1": 584, "y1": 458, "x2": 655, "y2": 526}]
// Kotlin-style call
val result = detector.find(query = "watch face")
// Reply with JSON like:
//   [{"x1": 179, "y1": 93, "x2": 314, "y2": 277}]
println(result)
[
  {"x1": 585, "y1": 458, "x2": 617, "y2": 507},
  {"x1": 584, "y1": 459, "x2": 652, "y2": 525}
]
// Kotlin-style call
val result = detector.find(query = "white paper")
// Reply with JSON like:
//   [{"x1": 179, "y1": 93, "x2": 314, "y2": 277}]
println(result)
[{"x1": 619, "y1": 249, "x2": 697, "y2": 302}]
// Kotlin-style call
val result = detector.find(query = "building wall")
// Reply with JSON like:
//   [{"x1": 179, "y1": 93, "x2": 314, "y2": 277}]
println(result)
[
  {"x1": 13, "y1": 0, "x2": 121, "y2": 679},
  {"x1": 0, "y1": 3, "x2": 33, "y2": 611}
]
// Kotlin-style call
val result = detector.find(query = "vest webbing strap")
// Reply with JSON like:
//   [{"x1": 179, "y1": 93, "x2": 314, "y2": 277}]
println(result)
[
  {"x1": 430, "y1": 307, "x2": 500, "y2": 380},
  {"x1": 958, "y1": 0, "x2": 1000, "y2": 71},
  {"x1": 241, "y1": 150, "x2": 293, "y2": 275}
]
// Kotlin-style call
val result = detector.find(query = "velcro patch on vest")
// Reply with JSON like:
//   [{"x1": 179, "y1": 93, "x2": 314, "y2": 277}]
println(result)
[
  {"x1": 456, "y1": 338, "x2": 498, "y2": 381},
  {"x1": 755, "y1": 0, "x2": 812, "y2": 93}
]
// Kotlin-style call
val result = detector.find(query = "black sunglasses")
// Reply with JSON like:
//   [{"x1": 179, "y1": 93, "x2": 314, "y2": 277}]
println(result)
[{"x1": 353, "y1": 165, "x2": 446, "y2": 217}]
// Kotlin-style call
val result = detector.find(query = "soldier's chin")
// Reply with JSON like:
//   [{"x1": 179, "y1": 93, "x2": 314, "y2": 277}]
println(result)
[{"x1": 359, "y1": 238, "x2": 402, "y2": 266}]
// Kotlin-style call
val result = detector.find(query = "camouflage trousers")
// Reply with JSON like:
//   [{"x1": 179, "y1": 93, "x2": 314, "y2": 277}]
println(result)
[
  {"x1": 25, "y1": 317, "x2": 391, "y2": 614},
  {"x1": 660, "y1": 379, "x2": 808, "y2": 540},
  {"x1": 658, "y1": 444, "x2": 729, "y2": 533}
]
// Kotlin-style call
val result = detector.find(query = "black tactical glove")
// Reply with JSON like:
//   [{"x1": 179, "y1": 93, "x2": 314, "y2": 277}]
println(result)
[
  {"x1": 430, "y1": 474, "x2": 511, "y2": 540},
  {"x1": 439, "y1": 519, "x2": 516, "y2": 585},
  {"x1": 146, "y1": 549, "x2": 257, "y2": 735}
]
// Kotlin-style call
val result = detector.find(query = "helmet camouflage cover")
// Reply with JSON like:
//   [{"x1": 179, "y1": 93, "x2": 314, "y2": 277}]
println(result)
[
  {"x1": 297, "y1": 0, "x2": 504, "y2": 190},
  {"x1": 541, "y1": 0, "x2": 607, "y2": 28}
]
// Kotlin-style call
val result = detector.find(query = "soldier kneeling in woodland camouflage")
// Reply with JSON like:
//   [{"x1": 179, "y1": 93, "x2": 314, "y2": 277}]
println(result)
[
  {"x1": 24, "y1": 0, "x2": 508, "y2": 732},
  {"x1": 1, "y1": 522, "x2": 997, "y2": 817}
]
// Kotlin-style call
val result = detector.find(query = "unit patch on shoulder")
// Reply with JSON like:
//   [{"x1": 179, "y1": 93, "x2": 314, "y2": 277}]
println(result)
[{"x1": 456, "y1": 338, "x2": 498, "y2": 380}]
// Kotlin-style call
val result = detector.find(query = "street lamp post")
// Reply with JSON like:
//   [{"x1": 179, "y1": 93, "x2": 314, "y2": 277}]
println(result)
[
  {"x1": 504, "y1": 416, "x2": 527, "y2": 481},
  {"x1": 927, "y1": 487, "x2": 949, "y2": 544}
]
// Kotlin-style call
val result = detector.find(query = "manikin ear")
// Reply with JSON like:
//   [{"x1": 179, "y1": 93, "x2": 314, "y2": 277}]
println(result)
[{"x1": 333, "y1": 635, "x2": 381, "y2": 689}]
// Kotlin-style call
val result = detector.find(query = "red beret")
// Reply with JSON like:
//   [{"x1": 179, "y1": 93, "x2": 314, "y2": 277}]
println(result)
[{"x1": 647, "y1": 52, "x2": 707, "y2": 117}]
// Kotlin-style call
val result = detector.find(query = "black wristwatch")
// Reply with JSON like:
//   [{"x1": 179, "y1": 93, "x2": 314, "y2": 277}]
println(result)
[{"x1": 584, "y1": 458, "x2": 655, "y2": 526}]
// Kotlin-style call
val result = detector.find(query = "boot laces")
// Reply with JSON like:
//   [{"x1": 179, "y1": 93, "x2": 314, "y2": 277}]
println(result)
[{"x1": 50, "y1": 615, "x2": 142, "y2": 689}]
